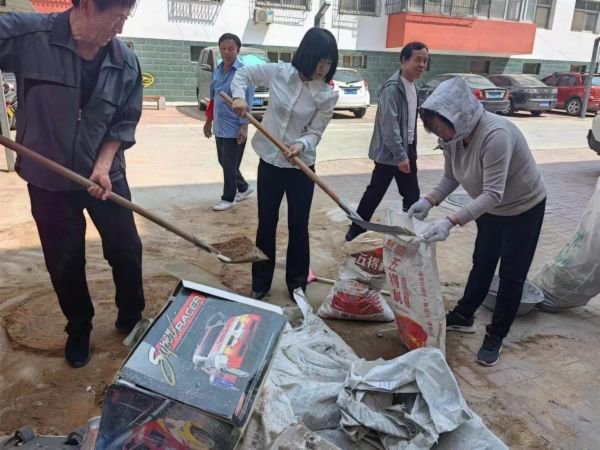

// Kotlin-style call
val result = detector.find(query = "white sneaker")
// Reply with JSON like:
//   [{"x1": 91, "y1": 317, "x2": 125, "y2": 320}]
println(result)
[
  {"x1": 235, "y1": 187, "x2": 254, "y2": 202},
  {"x1": 212, "y1": 200, "x2": 236, "y2": 211}
]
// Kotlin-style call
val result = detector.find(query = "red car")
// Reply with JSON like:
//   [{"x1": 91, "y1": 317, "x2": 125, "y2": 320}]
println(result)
[
  {"x1": 542, "y1": 72, "x2": 600, "y2": 116},
  {"x1": 192, "y1": 313, "x2": 261, "y2": 389}
]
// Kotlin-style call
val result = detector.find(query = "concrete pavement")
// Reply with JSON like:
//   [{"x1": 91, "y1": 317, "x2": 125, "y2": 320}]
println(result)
[{"x1": 1, "y1": 105, "x2": 599, "y2": 448}]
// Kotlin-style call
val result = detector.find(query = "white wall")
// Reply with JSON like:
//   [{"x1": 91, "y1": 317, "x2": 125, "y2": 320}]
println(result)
[
  {"x1": 122, "y1": 0, "x2": 389, "y2": 51},
  {"x1": 517, "y1": 0, "x2": 600, "y2": 61}
]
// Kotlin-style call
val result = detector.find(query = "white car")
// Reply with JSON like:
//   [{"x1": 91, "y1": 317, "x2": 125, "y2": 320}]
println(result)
[
  {"x1": 330, "y1": 68, "x2": 370, "y2": 118},
  {"x1": 588, "y1": 112, "x2": 600, "y2": 156}
]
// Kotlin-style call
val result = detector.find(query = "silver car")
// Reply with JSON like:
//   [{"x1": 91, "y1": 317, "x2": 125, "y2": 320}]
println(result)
[{"x1": 196, "y1": 46, "x2": 271, "y2": 113}]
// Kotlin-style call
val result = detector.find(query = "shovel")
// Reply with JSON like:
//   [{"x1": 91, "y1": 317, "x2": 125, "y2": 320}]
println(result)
[
  {"x1": 0, "y1": 136, "x2": 267, "y2": 264},
  {"x1": 219, "y1": 92, "x2": 415, "y2": 236}
]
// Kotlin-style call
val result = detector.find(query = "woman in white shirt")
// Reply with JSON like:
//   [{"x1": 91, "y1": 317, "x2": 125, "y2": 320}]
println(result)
[{"x1": 230, "y1": 28, "x2": 339, "y2": 300}]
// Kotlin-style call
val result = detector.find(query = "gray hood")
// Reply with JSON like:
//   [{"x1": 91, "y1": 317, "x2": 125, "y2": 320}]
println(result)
[{"x1": 421, "y1": 77, "x2": 484, "y2": 142}]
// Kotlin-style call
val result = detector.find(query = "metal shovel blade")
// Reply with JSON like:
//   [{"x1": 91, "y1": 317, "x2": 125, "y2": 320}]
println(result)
[
  {"x1": 338, "y1": 198, "x2": 415, "y2": 236},
  {"x1": 209, "y1": 236, "x2": 268, "y2": 264},
  {"x1": 347, "y1": 215, "x2": 416, "y2": 236}
]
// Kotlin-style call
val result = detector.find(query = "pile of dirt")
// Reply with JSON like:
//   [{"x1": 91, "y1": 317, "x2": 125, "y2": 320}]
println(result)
[{"x1": 210, "y1": 236, "x2": 267, "y2": 263}]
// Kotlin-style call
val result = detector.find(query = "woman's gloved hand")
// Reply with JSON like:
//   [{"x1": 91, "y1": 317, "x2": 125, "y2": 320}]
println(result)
[
  {"x1": 407, "y1": 198, "x2": 434, "y2": 221},
  {"x1": 422, "y1": 218, "x2": 455, "y2": 243}
]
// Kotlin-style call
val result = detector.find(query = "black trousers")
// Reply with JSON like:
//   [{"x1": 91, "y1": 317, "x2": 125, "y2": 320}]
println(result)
[
  {"x1": 252, "y1": 159, "x2": 315, "y2": 294},
  {"x1": 349, "y1": 144, "x2": 420, "y2": 235},
  {"x1": 28, "y1": 179, "x2": 145, "y2": 337},
  {"x1": 215, "y1": 137, "x2": 248, "y2": 202},
  {"x1": 454, "y1": 198, "x2": 546, "y2": 339}
]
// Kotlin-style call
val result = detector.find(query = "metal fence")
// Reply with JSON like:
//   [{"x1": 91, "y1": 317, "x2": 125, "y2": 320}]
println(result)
[
  {"x1": 256, "y1": 0, "x2": 312, "y2": 10},
  {"x1": 385, "y1": 0, "x2": 477, "y2": 16},
  {"x1": 339, "y1": 0, "x2": 379, "y2": 15}
]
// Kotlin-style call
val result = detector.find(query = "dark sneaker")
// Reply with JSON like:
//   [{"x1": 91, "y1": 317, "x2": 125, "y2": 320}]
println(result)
[
  {"x1": 65, "y1": 333, "x2": 91, "y2": 369},
  {"x1": 446, "y1": 310, "x2": 476, "y2": 333},
  {"x1": 476, "y1": 334, "x2": 503, "y2": 366},
  {"x1": 115, "y1": 317, "x2": 141, "y2": 335},
  {"x1": 251, "y1": 290, "x2": 269, "y2": 300},
  {"x1": 345, "y1": 226, "x2": 364, "y2": 242}
]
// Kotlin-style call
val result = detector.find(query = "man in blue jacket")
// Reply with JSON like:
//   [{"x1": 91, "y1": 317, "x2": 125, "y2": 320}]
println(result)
[{"x1": 0, "y1": 0, "x2": 144, "y2": 368}]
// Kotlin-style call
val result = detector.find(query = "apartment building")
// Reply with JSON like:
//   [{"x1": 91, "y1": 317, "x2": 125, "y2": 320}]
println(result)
[{"x1": 29, "y1": 0, "x2": 600, "y2": 101}]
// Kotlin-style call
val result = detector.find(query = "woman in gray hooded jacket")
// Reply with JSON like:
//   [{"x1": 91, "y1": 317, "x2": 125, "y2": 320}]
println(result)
[{"x1": 408, "y1": 77, "x2": 547, "y2": 367}]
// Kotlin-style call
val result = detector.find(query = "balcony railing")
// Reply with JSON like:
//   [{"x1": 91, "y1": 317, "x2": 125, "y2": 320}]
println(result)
[
  {"x1": 339, "y1": 0, "x2": 379, "y2": 15},
  {"x1": 256, "y1": 0, "x2": 312, "y2": 10},
  {"x1": 385, "y1": 0, "x2": 477, "y2": 16}
]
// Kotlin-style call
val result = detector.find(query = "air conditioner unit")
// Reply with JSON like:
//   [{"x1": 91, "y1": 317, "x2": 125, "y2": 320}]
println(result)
[{"x1": 254, "y1": 7, "x2": 274, "y2": 24}]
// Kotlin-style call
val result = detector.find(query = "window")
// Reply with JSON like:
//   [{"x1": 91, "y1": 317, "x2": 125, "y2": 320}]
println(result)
[
  {"x1": 522, "y1": 62, "x2": 541, "y2": 74},
  {"x1": 190, "y1": 46, "x2": 204, "y2": 63},
  {"x1": 571, "y1": 64, "x2": 587, "y2": 72},
  {"x1": 386, "y1": 0, "x2": 476, "y2": 16},
  {"x1": 506, "y1": 0, "x2": 522, "y2": 20},
  {"x1": 572, "y1": 0, "x2": 600, "y2": 32},
  {"x1": 557, "y1": 75, "x2": 576, "y2": 86},
  {"x1": 342, "y1": 55, "x2": 368, "y2": 69},
  {"x1": 489, "y1": 76, "x2": 511, "y2": 86},
  {"x1": 0, "y1": 1, "x2": 6, "y2": 6},
  {"x1": 426, "y1": 76, "x2": 450, "y2": 88},
  {"x1": 268, "y1": 51, "x2": 294, "y2": 63},
  {"x1": 477, "y1": 0, "x2": 491, "y2": 17},
  {"x1": 470, "y1": 60, "x2": 491, "y2": 74},
  {"x1": 339, "y1": 0, "x2": 378, "y2": 15},
  {"x1": 535, "y1": 0, "x2": 552, "y2": 28},
  {"x1": 490, "y1": 0, "x2": 507, "y2": 18},
  {"x1": 256, "y1": 0, "x2": 312, "y2": 10}
]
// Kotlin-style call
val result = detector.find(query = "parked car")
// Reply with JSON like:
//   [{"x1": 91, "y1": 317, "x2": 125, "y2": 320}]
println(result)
[
  {"x1": 541, "y1": 72, "x2": 600, "y2": 116},
  {"x1": 587, "y1": 113, "x2": 600, "y2": 156},
  {"x1": 330, "y1": 68, "x2": 370, "y2": 118},
  {"x1": 418, "y1": 74, "x2": 509, "y2": 114},
  {"x1": 196, "y1": 46, "x2": 271, "y2": 113},
  {"x1": 487, "y1": 74, "x2": 558, "y2": 116}
]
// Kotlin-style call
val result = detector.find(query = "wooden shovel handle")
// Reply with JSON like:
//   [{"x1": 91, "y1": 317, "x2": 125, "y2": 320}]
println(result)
[
  {"x1": 0, "y1": 135, "x2": 220, "y2": 256},
  {"x1": 219, "y1": 91, "x2": 345, "y2": 207}
]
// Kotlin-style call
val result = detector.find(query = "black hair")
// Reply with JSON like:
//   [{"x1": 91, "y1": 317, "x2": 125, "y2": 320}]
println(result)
[
  {"x1": 400, "y1": 41, "x2": 428, "y2": 63},
  {"x1": 419, "y1": 108, "x2": 455, "y2": 133},
  {"x1": 218, "y1": 33, "x2": 242, "y2": 51},
  {"x1": 72, "y1": 0, "x2": 137, "y2": 11},
  {"x1": 292, "y1": 28, "x2": 338, "y2": 83}
]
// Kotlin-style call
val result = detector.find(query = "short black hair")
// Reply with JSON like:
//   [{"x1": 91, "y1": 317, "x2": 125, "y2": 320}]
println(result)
[
  {"x1": 292, "y1": 28, "x2": 338, "y2": 83},
  {"x1": 419, "y1": 108, "x2": 455, "y2": 133},
  {"x1": 400, "y1": 41, "x2": 428, "y2": 63},
  {"x1": 72, "y1": 0, "x2": 137, "y2": 11},
  {"x1": 218, "y1": 33, "x2": 242, "y2": 51}
]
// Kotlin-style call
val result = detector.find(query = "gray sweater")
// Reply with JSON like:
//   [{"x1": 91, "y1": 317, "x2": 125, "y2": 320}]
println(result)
[{"x1": 421, "y1": 77, "x2": 547, "y2": 225}]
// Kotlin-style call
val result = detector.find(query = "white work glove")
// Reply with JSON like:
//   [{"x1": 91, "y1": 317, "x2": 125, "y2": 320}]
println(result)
[
  {"x1": 407, "y1": 198, "x2": 434, "y2": 221},
  {"x1": 422, "y1": 218, "x2": 455, "y2": 243}
]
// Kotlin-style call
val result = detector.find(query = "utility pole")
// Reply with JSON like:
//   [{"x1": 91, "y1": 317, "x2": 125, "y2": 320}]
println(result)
[{"x1": 581, "y1": 37, "x2": 600, "y2": 119}]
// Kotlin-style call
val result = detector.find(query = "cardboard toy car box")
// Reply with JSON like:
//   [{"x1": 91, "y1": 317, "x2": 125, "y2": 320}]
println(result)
[{"x1": 95, "y1": 280, "x2": 287, "y2": 450}]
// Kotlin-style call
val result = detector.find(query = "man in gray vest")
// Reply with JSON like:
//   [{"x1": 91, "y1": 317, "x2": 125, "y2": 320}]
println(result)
[
  {"x1": 0, "y1": 0, "x2": 144, "y2": 368},
  {"x1": 346, "y1": 42, "x2": 429, "y2": 242}
]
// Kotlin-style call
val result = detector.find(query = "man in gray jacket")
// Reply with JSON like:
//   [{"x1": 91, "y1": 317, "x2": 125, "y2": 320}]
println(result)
[
  {"x1": 346, "y1": 42, "x2": 428, "y2": 242},
  {"x1": 0, "y1": 0, "x2": 144, "y2": 368}
]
